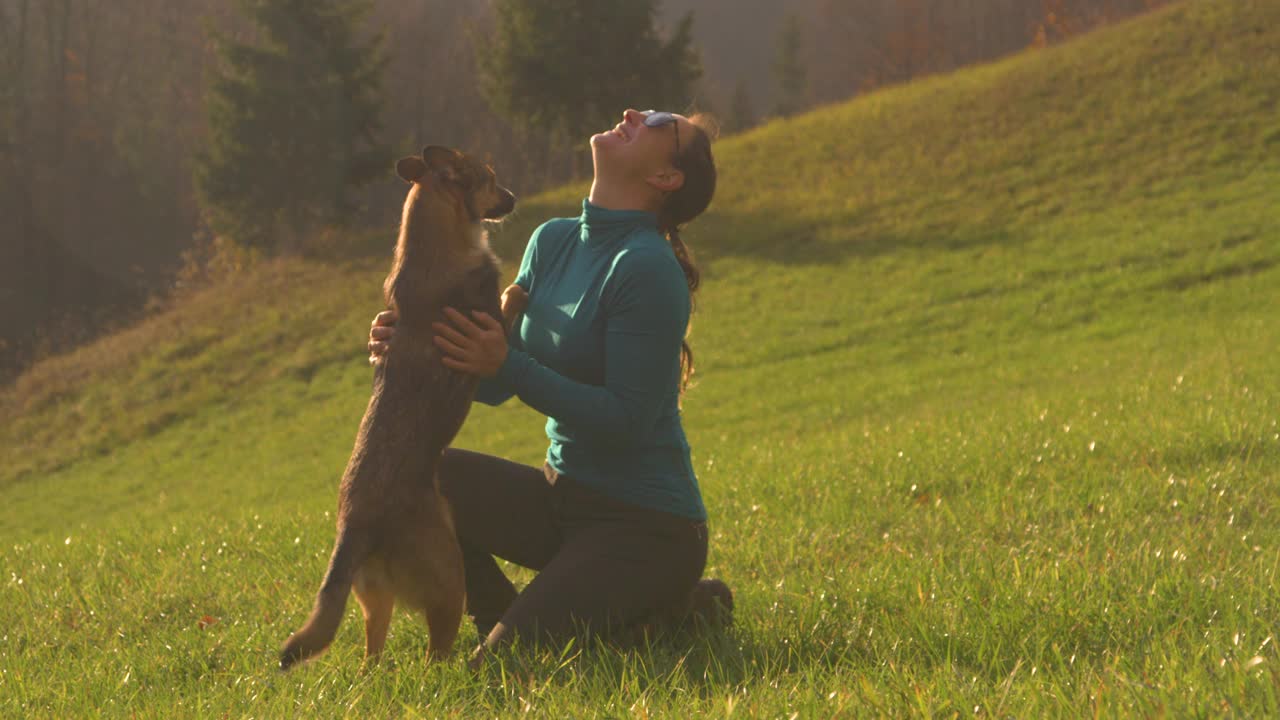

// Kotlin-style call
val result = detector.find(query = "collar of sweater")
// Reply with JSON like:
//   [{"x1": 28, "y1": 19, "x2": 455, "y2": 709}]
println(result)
[{"x1": 579, "y1": 198, "x2": 658, "y2": 247}]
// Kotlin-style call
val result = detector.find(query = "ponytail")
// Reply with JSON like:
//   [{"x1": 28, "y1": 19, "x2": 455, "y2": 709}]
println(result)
[
  {"x1": 655, "y1": 110, "x2": 716, "y2": 394},
  {"x1": 657, "y1": 112, "x2": 716, "y2": 398},
  {"x1": 662, "y1": 225, "x2": 700, "y2": 395}
]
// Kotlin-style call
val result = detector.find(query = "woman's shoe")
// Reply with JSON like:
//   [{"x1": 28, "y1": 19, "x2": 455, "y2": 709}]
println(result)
[{"x1": 687, "y1": 577, "x2": 734, "y2": 629}]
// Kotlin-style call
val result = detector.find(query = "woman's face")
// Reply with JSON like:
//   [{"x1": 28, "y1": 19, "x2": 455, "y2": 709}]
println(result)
[{"x1": 591, "y1": 108, "x2": 691, "y2": 185}]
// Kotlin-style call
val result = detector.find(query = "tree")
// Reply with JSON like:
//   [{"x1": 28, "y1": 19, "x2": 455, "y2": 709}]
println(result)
[
  {"x1": 725, "y1": 80, "x2": 757, "y2": 134},
  {"x1": 477, "y1": 0, "x2": 702, "y2": 178},
  {"x1": 195, "y1": 0, "x2": 388, "y2": 254},
  {"x1": 772, "y1": 13, "x2": 808, "y2": 118}
]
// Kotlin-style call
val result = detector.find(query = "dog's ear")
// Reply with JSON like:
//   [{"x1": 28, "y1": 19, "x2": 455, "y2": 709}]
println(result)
[
  {"x1": 396, "y1": 156, "x2": 427, "y2": 184},
  {"x1": 423, "y1": 145, "x2": 464, "y2": 182}
]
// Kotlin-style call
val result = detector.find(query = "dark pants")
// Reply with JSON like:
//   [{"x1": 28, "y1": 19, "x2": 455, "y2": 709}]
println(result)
[{"x1": 438, "y1": 447, "x2": 708, "y2": 648}]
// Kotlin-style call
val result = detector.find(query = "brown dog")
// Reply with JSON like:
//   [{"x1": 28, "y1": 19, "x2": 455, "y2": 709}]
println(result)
[{"x1": 279, "y1": 146, "x2": 517, "y2": 670}]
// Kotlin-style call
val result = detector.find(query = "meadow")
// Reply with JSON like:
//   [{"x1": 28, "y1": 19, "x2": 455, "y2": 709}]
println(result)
[{"x1": 2, "y1": 0, "x2": 1278, "y2": 715}]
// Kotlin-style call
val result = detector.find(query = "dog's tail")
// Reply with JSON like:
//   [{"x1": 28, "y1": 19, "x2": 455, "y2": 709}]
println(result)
[{"x1": 279, "y1": 531, "x2": 370, "y2": 670}]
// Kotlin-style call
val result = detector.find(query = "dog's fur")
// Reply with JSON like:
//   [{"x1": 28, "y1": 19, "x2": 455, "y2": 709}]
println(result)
[{"x1": 279, "y1": 146, "x2": 516, "y2": 670}]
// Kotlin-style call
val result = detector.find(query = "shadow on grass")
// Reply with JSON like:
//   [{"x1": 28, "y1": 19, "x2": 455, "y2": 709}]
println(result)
[
  {"x1": 304, "y1": 200, "x2": 1025, "y2": 274},
  {"x1": 674, "y1": 205, "x2": 1024, "y2": 271},
  {"x1": 1153, "y1": 256, "x2": 1279, "y2": 293},
  {"x1": 1145, "y1": 435, "x2": 1279, "y2": 476},
  {"x1": 471, "y1": 618, "x2": 861, "y2": 701}
]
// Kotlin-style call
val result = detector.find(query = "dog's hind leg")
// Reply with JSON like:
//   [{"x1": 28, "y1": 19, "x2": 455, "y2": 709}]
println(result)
[
  {"x1": 424, "y1": 577, "x2": 465, "y2": 660},
  {"x1": 399, "y1": 521, "x2": 466, "y2": 660},
  {"x1": 354, "y1": 564, "x2": 395, "y2": 663}
]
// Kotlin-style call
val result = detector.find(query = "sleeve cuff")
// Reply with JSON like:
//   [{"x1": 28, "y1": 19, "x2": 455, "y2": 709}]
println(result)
[
  {"x1": 473, "y1": 376, "x2": 508, "y2": 406},
  {"x1": 497, "y1": 347, "x2": 530, "y2": 388}
]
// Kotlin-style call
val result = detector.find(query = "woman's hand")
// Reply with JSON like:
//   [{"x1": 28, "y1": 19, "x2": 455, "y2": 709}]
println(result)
[
  {"x1": 501, "y1": 283, "x2": 529, "y2": 331},
  {"x1": 433, "y1": 308, "x2": 508, "y2": 378},
  {"x1": 368, "y1": 310, "x2": 397, "y2": 365}
]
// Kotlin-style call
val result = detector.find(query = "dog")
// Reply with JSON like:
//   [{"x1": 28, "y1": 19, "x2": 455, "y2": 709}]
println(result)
[{"x1": 279, "y1": 146, "x2": 518, "y2": 669}]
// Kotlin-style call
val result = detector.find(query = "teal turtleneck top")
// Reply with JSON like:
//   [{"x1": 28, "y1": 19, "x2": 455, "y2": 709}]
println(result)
[{"x1": 474, "y1": 199, "x2": 706, "y2": 521}]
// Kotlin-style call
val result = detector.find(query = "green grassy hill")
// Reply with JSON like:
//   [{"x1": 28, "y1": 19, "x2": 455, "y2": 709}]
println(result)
[{"x1": 4, "y1": 0, "x2": 1279, "y2": 715}]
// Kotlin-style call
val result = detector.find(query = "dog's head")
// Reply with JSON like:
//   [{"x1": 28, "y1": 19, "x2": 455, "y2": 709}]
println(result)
[{"x1": 396, "y1": 146, "x2": 516, "y2": 221}]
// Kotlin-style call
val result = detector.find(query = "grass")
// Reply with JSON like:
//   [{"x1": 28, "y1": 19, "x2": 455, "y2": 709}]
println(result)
[{"x1": 3, "y1": 0, "x2": 1280, "y2": 715}]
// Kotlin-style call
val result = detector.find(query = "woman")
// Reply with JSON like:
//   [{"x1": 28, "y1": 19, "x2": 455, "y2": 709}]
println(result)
[{"x1": 368, "y1": 108, "x2": 731, "y2": 664}]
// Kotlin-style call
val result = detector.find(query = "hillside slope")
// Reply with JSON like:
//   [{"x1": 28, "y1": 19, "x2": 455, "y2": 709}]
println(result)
[
  {"x1": 2, "y1": 1, "x2": 1279, "y2": 715},
  {"x1": 5, "y1": 0, "x2": 1275, "y2": 509}
]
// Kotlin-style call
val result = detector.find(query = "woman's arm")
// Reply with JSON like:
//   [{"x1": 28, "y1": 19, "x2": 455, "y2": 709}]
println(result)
[
  {"x1": 473, "y1": 284, "x2": 529, "y2": 406},
  {"x1": 436, "y1": 248, "x2": 689, "y2": 445}
]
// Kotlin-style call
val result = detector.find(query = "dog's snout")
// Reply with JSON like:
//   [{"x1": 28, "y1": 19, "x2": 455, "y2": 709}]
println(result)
[{"x1": 485, "y1": 187, "x2": 517, "y2": 219}]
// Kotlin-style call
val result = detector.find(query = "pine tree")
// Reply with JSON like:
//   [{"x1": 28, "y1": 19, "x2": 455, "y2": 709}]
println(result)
[
  {"x1": 773, "y1": 13, "x2": 809, "y2": 118},
  {"x1": 195, "y1": 0, "x2": 387, "y2": 253},
  {"x1": 478, "y1": 0, "x2": 702, "y2": 178}
]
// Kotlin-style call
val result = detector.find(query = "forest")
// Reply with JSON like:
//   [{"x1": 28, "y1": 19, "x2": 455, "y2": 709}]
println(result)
[{"x1": 0, "y1": 0, "x2": 1166, "y2": 381}]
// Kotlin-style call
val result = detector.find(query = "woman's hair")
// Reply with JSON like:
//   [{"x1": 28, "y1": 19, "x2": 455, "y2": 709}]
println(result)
[{"x1": 656, "y1": 113, "x2": 718, "y2": 397}]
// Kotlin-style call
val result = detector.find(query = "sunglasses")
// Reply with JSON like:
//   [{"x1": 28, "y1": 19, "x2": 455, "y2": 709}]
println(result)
[{"x1": 640, "y1": 110, "x2": 680, "y2": 157}]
